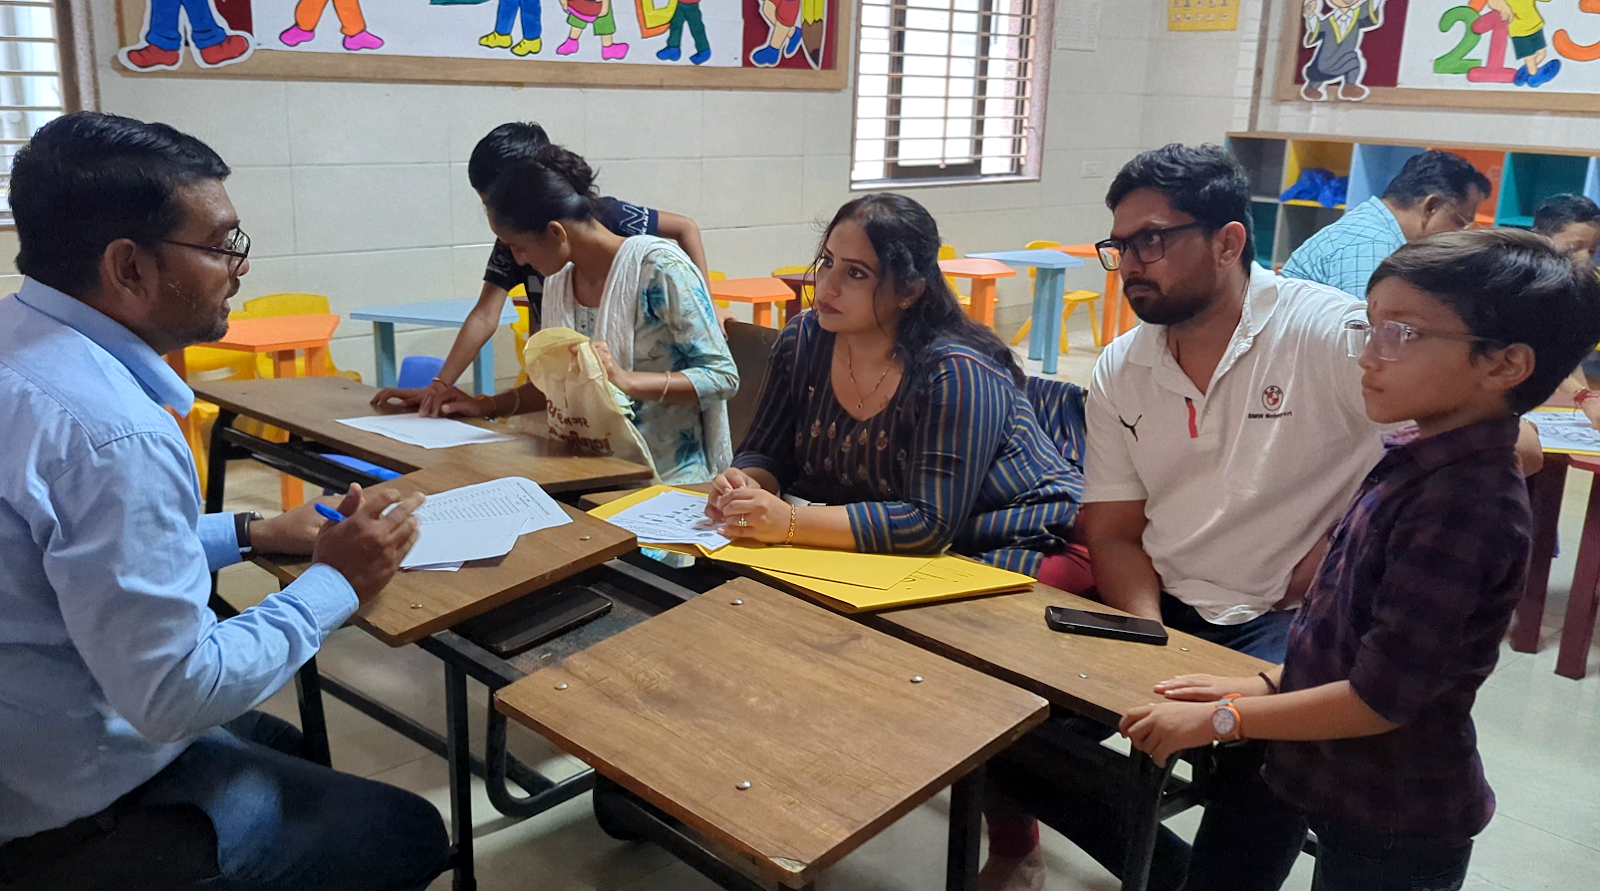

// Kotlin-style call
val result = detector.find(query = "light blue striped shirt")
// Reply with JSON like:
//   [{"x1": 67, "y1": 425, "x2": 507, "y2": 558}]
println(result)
[
  {"x1": 1281, "y1": 197, "x2": 1407, "y2": 299},
  {"x1": 0, "y1": 279, "x2": 357, "y2": 843}
]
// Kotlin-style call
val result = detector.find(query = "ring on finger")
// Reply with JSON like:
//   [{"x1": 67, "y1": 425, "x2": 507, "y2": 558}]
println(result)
[{"x1": 736, "y1": 517, "x2": 749, "y2": 528}]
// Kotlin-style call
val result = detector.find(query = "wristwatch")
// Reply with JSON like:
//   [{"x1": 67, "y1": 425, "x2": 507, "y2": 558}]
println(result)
[
  {"x1": 1211, "y1": 693, "x2": 1245, "y2": 743},
  {"x1": 235, "y1": 511, "x2": 264, "y2": 558}
]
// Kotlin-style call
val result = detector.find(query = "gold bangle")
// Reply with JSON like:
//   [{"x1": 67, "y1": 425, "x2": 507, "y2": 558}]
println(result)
[
  {"x1": 507, "y1": 388, "x2": 521, "y2": 417},
  {"x1": 785, "y1": 505, "x2": 798, "y2": 545},
  {"x1": 659, "y1": 371, "x2": 673, "y2": 402}
]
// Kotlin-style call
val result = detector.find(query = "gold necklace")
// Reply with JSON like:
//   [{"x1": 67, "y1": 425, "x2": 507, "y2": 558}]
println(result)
[{"x1": 844, "y1": 340, "x2": 895, "y2": 412}]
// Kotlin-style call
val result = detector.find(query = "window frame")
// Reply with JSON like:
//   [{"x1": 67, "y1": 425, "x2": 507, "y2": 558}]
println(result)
[
  {"x1": 0, "y1": 0, "x2": 95, "y2": 228},
  {"x1": 851, "y1": 0, "x2": 1052, "y2": 189}
]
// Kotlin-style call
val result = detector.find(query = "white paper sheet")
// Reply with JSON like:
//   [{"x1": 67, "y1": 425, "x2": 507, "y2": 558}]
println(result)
[
  {"x1": 1526, "y1": 411, "x2": 1600, "y2": 454},
  {"x1": 336, "y1": 415, "x2": 514, "y2": 450},
  {"x1": 397, "y1": 477, "x2": 572, "y2": 570},
  {"x1": 1055, "y1": 0, "x2": 1102, "y2": 52},
  {"x1": 605, "y1": 489, "x2": 730, "y2": 551}
]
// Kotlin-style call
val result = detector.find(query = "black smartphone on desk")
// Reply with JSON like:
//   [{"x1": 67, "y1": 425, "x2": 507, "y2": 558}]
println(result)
[{"x1": 1045, "y1": 606, "x2": 1168, "y2": 645}]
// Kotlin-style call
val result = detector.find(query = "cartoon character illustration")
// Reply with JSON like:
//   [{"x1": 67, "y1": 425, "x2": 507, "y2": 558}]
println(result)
[
  {"x1": 280, "y1": 0, "x2": 383, "y2": 51},
  {"x1": 751, "y1": 0, "x2": 803, "y2": 67},
  {"x1": 657, "y1": 0, "x2": 711, "y2": 65},
  {"x1": 481, "y1": 0, "x2": 543, "y2": 57},
  {"x1": 119, "y1": 0, "x2": 253, "y2": 71},
  {"x1": 1300, "y1": 0, "x2": 1385, "y2": 102},
  {"x1": 1485, "y1": 0, "x2": 1560, "y2": 87},
  {"x1": 558, "y1": 0, "x2": 629, "y2": 59}
]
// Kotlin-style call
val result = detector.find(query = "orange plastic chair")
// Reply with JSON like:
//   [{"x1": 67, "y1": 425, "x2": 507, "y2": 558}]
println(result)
[{"x1": 1009, "y1": 240, "x2": 1103, "y2": 353}]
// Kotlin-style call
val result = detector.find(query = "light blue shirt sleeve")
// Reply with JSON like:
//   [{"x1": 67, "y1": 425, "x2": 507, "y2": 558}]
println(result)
[
  {"x1": 41, "y1": 431, "x2": 358, "y2": 744},
  {"x1": 197, "y1": 511, "x2": 242, "y2": 574}
]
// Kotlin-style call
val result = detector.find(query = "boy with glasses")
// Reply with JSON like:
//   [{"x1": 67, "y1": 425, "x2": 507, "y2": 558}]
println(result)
[{"x1": 1122, "y1": 228, "x2": 1600, "y2": 889}]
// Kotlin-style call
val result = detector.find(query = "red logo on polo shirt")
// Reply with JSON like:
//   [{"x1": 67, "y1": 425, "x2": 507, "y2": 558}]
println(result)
[{"x1": 1262, "y1": 386, "x2": 1284, "y2": 412}]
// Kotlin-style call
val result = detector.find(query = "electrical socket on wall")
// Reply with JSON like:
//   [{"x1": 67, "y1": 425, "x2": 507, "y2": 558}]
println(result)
[{"x1": 1080, "y1": 161, "x2": 1104, "y2": 179}]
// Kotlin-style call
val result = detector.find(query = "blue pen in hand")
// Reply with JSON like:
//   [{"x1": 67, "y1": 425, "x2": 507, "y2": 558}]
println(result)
[{"x1": 315, "y1": 503, "x2": 345, "y2": 524}]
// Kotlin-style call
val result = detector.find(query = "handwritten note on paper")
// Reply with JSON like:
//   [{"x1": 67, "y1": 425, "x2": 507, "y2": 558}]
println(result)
[
  {"x1": 336, "y1": 415, "x2": 514, "y2": 450},
  {"x1": 604, "y1": 488, "x2": 731, "y2": 551},
  {"x1": 1526, "y1": 410, "x2": 1600, "y2": 456}
]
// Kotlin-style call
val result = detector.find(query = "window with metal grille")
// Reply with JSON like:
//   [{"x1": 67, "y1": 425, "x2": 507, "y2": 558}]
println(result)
[
  {"x1": 853, "y1": 0, "x2": 1040, "y2": 184},
  {"x1": 0, "y1": 0, "x2": 67, "y2": 226}
]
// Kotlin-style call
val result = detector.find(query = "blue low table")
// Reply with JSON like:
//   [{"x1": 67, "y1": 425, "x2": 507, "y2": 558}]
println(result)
[
  {"x1": 350, "y1": 298, "x2": 518, "y2": 395},
  {"x1": 966, "y1": 250, "x2": 1084, "y2": 375}
]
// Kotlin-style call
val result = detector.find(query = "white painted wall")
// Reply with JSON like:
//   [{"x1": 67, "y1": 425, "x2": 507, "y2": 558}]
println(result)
[{"x1": 6, "y1": 2, "x2": 1179, "y2": 382}]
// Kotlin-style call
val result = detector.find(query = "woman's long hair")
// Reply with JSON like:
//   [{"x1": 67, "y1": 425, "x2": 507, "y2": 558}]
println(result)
[
  {"x1": 483, "y1": 143, "x2": 601, "y2": 234},
  {"x1": 816, "y1": 193, "x2": 1025, "y2": 386}
]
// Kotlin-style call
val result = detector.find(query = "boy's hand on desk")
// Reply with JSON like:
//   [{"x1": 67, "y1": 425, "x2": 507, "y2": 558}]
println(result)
[
  {"x1": 706, "y1": 467, "x2": 764, "y2": 522},
  {"x1": 1119, "y1": 701, "x2": 1216, "y2": 767},
  {"x1": 312, "y1": 484, "x2": 425, "y2": 602},
  {"x1": 1154, "y1": 674, "x2": 1271, "y2": 702},
  {"x1": 250, "y1": 496, "x2": 345, "y2": 556}
]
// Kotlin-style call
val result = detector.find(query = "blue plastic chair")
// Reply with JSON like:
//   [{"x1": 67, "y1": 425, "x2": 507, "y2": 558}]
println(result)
[{"x1": 324, "y1": 356, "x2": 449, "y2": 483}]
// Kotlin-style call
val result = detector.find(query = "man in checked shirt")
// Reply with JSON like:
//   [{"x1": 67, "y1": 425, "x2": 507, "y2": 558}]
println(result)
[{"x1": 1122, "y1": 229, "x2": 1600, "y2": 890}]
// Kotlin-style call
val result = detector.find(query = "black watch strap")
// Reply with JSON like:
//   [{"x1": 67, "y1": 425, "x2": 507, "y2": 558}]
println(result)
[{"x1": 235, "y1": 511, "x2": 263, "y2": 557}]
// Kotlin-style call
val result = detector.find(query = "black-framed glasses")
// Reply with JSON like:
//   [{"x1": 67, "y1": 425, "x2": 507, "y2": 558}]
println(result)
[
  {"x1": 1343, "y1": 319, "x2": 1504, "y2": 361},
  {"x1": 1094, "y1": 222, "x2": 1206, "y2": 271},
  {"x1": 163, "y1": 226, "x2": 250, "y2": 275}
]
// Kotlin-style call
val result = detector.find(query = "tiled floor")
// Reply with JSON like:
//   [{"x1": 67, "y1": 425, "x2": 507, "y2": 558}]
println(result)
[{"x1": 216, "y1": 322, "x2": 1600, "y2": 890}]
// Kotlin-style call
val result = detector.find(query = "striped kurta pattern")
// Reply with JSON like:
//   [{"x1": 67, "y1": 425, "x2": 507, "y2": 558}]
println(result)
[{"x1": 733, "y1": 313, "x2": 1083, "y2": 575}]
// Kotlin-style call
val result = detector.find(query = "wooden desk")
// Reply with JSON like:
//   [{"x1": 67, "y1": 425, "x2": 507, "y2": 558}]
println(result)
[
  {"x1": 872, "y1": 585, "x2": 1272, "y2": 726},
  {"x1": 254, "y1": 464, "x2": 636, "y2": 646},
  {"x1": 194, "y1": 376, "x2": 653, "y2": 495},
  {"x1": 938, "y1": 258, "x2": 1016, "y2": 329},
  {"x1": 497, "y1": 577, "x2": 1048, "y2": 889},
  {"x1": 871, "y1": 584, "x2": 1271, "y2": 891},
  {"x1": 710, "y1": 277, "x2": 794, "y2": 328}
]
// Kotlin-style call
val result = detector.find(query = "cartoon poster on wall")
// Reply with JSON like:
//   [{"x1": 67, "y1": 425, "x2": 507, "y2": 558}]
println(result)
[
  {"x1": 1281, "y1": 0, "x2": 1600, "y2": 113},
  {"x1": 113, "y1": 0, "x2": 846, "y2": 88}
]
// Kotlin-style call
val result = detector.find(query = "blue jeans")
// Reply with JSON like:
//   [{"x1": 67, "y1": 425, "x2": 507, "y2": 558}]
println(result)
[
  {"x1": 0, "y1": 712, "x2": 449, "y2": 891},
  {"x1": 145, "y1": 0, "x2": 229, "y2": 50},
  {"x1": 1308, "y1": 820, "x2": 1472, "y2": 891},
  {"x1": 988, "y1": 596, "x2": 1304, "y2": 891},
  {"x1": 496, "y1": 0, "x2": 542, "y2": 40}
]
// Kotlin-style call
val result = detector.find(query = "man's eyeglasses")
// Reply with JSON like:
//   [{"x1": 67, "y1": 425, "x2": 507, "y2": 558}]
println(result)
[
  {"x1": 1343, "y1": 319, "x2": 1503, "y2": 361},
  {"x1": 163, "y1": 226, "x2": 250, "y2": 275},
  {"x1": 1094, "y1": 222, "x2": 1206, "y2": 271}
]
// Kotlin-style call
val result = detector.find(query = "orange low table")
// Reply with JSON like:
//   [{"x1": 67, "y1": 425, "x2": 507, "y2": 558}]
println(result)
[
  {"x1": 1055, "y1": 244, "x2": 1134, "y2": 345},
  {"x1": 166, "y1": 314, "x2": 342, "y2": 508},
  {"x1": 938, "y1": 257, "x2": 1016, "y2": 328},
  {"x1": 709, "y1": 276, "x2": 793, "y2": 327}
]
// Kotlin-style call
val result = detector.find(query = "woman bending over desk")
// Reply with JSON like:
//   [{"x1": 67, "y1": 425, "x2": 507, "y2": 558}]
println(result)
[
  {"x1": 705, "y1": 193, "x2": 1088, "y2": 585},
  {"x1": 407, "y1": 144, "x2": 738, "y2": 485}
]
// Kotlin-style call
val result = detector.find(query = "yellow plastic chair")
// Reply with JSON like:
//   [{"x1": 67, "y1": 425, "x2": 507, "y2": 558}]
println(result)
[
  {"x1": 511, "y1": 302, "x2": 531, "y2": 387},
  {"x1": 1009, "y1": 240, "x2": 1103, "y2": 353},
  {"x1": 937, "y1": 245, "x2": 978, "y2": 316},
  {"x1": 705, "y1": 270, "x2": 735, "y2": 316}
]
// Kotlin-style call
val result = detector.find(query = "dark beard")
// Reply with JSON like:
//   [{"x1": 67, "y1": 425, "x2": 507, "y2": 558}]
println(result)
[
  {"x1": 166, "y1": 276, "x2": 234, "y2": 348},
  {"x1": 1123, "y1": 273, "x2": 1217, "y2": 327}
]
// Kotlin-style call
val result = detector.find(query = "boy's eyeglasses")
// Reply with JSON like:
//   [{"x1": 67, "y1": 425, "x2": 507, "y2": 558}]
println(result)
[
  {"x1": 1094, "y1": 222, "x2": 1206, "y2": 271},
  {"x1": 1343, "y1": 319, "x2": 1504, "y2": 361},
  {"x1": 163, "y1": 226, "x2": 251, "y2": 275}
]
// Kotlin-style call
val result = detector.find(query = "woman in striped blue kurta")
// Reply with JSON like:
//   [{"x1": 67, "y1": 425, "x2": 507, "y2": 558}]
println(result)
[{"x1": 707, "y1": 193, "x2": 1085, "y2": 578}]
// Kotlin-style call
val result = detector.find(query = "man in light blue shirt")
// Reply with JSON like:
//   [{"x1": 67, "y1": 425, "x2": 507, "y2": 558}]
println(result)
[
  {"x1": 1281, "y1": 150, "x2": 1490, "y2": 298},
  {"x1": 0, "y1": 113, "x2": 445, "y2": 890}
]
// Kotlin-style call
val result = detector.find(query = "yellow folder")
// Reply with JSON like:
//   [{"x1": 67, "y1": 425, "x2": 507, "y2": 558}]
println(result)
[{"x1": 761, "y1": 554, "x2": 1035, "y2": 613}]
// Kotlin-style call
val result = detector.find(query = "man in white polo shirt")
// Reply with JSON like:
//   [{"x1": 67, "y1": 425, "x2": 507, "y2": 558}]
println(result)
[{"x1": 978, "y1": 145, "x2": 1381, "y2": 891}]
